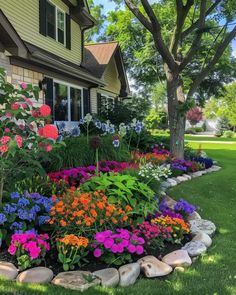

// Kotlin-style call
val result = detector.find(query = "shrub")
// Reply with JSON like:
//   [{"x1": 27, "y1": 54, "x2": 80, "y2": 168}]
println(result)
[
  {"x1": 92, "y1": 229, "x2": 145, "y2": 265},
  {"x1": 80, "y1": 173, "x2": 157, "y2": 223},
  {"x1": 186, "y1": 107, "x2": 203, "y2": 126},
  {"x1": 145, "y1": 109, "x2": 168, "y2": 130},
  {"x1": 8, "y1": 232, "x2": 50, "y2": 270},
  {"x1": 223, "y1": 130, "x2": 235, "y2": 138}
]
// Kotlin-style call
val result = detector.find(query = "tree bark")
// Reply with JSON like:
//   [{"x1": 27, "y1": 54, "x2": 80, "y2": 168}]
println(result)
[{"x1": 164, "y1": 64, "x2": 186, "y2": 159}]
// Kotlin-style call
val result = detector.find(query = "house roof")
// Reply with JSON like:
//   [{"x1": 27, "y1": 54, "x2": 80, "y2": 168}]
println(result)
[{"x1": 83, "y1": 42, "x2": 130, "y2": 97}]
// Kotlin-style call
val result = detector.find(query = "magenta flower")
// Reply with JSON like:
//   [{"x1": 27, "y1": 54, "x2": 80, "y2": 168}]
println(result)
[
  {"x1": 136, "y1": 245, "x2": 144, "y2": 255},
  {"x1": 8, "y1": 244, "x2": 16, "y2": 255},
  {"x1": 95, "y1": 233, "x2": 106, "y2": 243},
  {"x1": 94, "y1": 248, "x2": 102, "y2": 258},
  {"x1": 104, "y1": 238, "x2": 114, "y2": 249},
  {"x1": 29, "y1": 246, "x2": 41, "y2": 259},
  {"x1": 111, "y1": 244, "x2": 119, "y2": 253},
  {"x1": 128, "y1": 244, "x2": 136, "y2": 253}
]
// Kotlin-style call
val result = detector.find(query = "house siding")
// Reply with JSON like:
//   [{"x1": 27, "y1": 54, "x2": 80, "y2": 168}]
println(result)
[
  {"x1": 0, "y1": 0, "x2": 82, "y2": 65},
  {"x1": 102, "y1": 56, "x2": 121, "y2": 95}
]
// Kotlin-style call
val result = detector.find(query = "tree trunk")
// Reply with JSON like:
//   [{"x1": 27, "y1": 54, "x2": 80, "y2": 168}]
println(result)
[{"x1": 164, "y1": 64, "x2": 186, "y2": 159}]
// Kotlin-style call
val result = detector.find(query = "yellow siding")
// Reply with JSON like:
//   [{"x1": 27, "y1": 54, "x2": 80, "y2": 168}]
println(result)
[
  {"x1": 102, "y1": 56, "x2": 121, "y2": 95},
  {"x1": 90, "y1": 88, "x2": 97, "y2": 114},
  {"x1": 0, "y1": 0, "x2": 82, "y2": 65}
]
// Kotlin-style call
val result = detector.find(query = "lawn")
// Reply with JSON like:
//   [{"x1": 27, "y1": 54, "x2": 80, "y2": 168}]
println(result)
[
  {"x1": 1, "y1": 142, "x2": 236, "y2": 295},
  {"x1": 185, "y1": 135, "x2": 236, "y2": 142}
]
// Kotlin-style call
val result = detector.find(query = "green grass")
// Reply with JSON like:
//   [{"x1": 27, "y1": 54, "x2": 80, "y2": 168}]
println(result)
[
  {"x1": 1, "y1": 142, "x2": 236, "y2": 294},
  {"x1": 185, "y1": 135, "x2": 236, "y2": 142}
]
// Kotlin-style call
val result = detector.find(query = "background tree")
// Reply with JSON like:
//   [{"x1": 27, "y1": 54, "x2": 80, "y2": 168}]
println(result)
[
  {"x1": 100, "y1": 0, "x2": 236, "y2": 158},
  {"x1": 186, "y1": 107, "x2": 203, "y2": 127}
]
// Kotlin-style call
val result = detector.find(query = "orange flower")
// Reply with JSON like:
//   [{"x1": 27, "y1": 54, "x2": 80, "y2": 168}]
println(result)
[
  {"x1": 125, "y1": 205, "x2": 133, "y2": 212},
  {"x1": 90, "y1": 209, "x2": 97, "y2": 218},
  {"x1": 60, "y1": 220, "x2": 67, "y2": 227}
]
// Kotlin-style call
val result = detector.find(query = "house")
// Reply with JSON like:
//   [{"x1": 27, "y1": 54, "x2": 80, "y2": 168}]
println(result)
[{"x1": 0, "y1": 0, "x2": 129, "y2": 127}]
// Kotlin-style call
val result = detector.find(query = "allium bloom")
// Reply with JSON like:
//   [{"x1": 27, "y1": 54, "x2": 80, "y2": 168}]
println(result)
[{"x1": 39, "y1": 105, "x2": 51, "y2": 117}]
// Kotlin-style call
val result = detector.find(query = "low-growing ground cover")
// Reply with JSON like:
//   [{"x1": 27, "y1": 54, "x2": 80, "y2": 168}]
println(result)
[{"x1": 0, "y1": 142, "x2": 235, "y2": 294}]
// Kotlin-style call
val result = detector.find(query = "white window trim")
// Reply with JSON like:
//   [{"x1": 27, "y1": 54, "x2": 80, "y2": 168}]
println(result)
[
  {"x1": 53, "y1": 79, "x2": 86, "y2": 122},
  {"x1": 47, "y1": 0, "x2": 66, "y2": 46}
]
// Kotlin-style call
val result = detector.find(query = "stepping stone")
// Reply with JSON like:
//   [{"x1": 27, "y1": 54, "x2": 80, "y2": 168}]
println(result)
[
  {"x1": 52, "y1": 271, "x2": 100, "y2": 291},
  {"x1": 182, "y1": 241, "x2": 207, "y2": 257},
  {"x1": 164, "y1": 196, "x2": 177, "y2": 210},
  {"x1": 189, "y1": 219, "x2": 216, "y2": 237},
  {"x1": 0, "y1": 261, "x2": 18, "y2": 280},
  {"x1": 93, "y1": 268, "x2": 119, "y2": 287},
  {"x1": 162, "y1": 250, "x2": 192, "y2": 267},
  {"x1": 138, "y1": 255, "x2": 172, "y2": 278},
  {"x1": 187, "y1": 211, "x2": 201, "y2": 221},
  {"x1": 192, "y1": 232, "x2": 212, "y2": 248},
  {"x1": 118, "y1": 263, "x2": 140, "y2": 287},
  {"x1": 17, "y1": 267, "x2": 53, "y2": 284}
]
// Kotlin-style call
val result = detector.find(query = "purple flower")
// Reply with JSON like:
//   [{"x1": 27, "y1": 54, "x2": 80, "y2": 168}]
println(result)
[
  {"x1": 0, "y1": 213, "x2": 7, "y2": 225},
  {"x1": 95, "y1": 232, "x2": 106, "y2": 243},
  {"x1": 136, "y1": 245, "x2": 144, "y2": 255},
  {"x1": 94, "y1": 248, "x2": 102, "y2": 258},
  {"x1": 104, "y1": 238, "x2": 114, "y2": 249},
  {"x1": 111, "y1": 244, "x2": 119, "y2": 253},
  {"x1": 128, "y1": 244, "x2": 136, "y2": 253}
]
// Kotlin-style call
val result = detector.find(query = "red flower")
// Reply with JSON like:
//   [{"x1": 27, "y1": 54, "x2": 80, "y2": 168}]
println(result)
[
  {"x1": 38, "y1": 124, "x2": 58, "y2": 140},
  {"x1": 39, "y1": 105, "x2": 51, "y2": 117},
  {"x1": 11, "y1": 103, "x2": 19, "y2": 110},
  {"x1": 15, "y1": 135, "x2": 23, "y2": 148},
  {"x1": 0, "y1": 145, "x2": 8, "y2": 154},
  {"x1": 0, "y1": 136, "x2": 10, "y2": 145},
  {"x1": 45, "y1": 144, "x2": 53, "y2": 152},
  {"x1": 32, "y1": 110, "x2": 40, "y2": 118}
]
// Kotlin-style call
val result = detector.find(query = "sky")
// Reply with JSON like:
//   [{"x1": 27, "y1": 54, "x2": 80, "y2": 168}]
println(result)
[{"x1": 93, "y1": 0, "x2": 236, "y2": 57}]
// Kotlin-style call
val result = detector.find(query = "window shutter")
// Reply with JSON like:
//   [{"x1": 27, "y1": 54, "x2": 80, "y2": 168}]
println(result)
[
  {"x1": 97, "y1": 93, "x2": 101, "y2": 115},
  {"x1": 39, "y1": 0, "x2": 47, "y2": 36},
  {"x1": 66, "y1": 14, "x2": 71, "y2": 50},
  {"x1": 44, "y1": 77, "x2": 54, "y2": 121},
  {"x1": 83, "y1": 88, "x2": 90, "y2": 116}
]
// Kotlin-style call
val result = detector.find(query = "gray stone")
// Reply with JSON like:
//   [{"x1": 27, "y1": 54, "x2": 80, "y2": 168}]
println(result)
[
  {"x1": 171, "y1": 177, "x2": 181, "y2": 184},
  {"x1": 187, "y1": 211, "x2": 201, "y2": 221},
  {"x1": 17, "y1": 267, "x2": 53, "y2": 284},
  {"x1": 182, "y1": 174, "x2": 191, "y2": 180},
  {"x1": 119, "y1": 263, "x2": 140, "y2": 287},
  {"x1": 189, "y1": 219, "x2": 216, "y2": 237},
  {"x1": 200, "y1": 170, "x2": 207, "y2": 175},
  {"x1": 177, "y1": 176, "x2": 188, "y2": 182},
  {"x1": 138, "y1": 255, "x2": 172, "y2": 278},
  {"x1": 182, "y1": 241, "x2": 207, "y2": 257},
  {"x1": 93, "y1": 268, "x2": 119, "y2": 287},
  {"x1": 52, "y1": 271, "x2": 100, "y2": 291},
  {"x1": 211, "y1": 165, "x2": 221, "y2": 171},
  {"x1": 192, "y1": 232, "x2": 212, "y2": 248},
  {"x1": 191, "y1": 171, "x2": 203, "y2": 178},
  {"x1": 166, "y1": 178, "x2": 177, "y2": 186},
  {"x1": 161, "y1": 181, "x2": 171, "y2": 189},
  {"x1": 162, "y1": 250, "x2": 192, "y2": 267},
  {"x1": 164, "y1": 196, "x2": 177, "y2": 210},
  {"x1": 0, "y1": 261, "x2": 18, "y2": 280}
]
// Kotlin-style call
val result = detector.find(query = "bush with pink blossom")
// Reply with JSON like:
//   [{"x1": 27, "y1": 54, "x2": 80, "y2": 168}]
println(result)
[
  {"x1": 8, "y1": 232, "x2": 50, "y2": 270},
  {"x1": 92, "y1": 229, "x2": 145, "y2": 265}
]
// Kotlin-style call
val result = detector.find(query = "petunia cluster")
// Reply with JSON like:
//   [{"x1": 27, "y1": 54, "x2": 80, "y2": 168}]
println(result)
[
  {"x1": 0, "y1": 192, "x2": 53, "y2": 235},
  {"x1": 93, "y1": 229, "x2": 145, "y2": 265},
  {"x1": 174, "y1": 198, "x2": 196, "y2": 216},
  {"x1": 191, "y1": 156, "x2": 213, "y2": 169},
  {"x1": 8, "y1": 232, "x2": 50, "y2": 270}
]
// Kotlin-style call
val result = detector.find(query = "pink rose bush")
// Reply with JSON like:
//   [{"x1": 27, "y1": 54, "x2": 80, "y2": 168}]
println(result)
[
  {"x1": 8, "y1": 232, "x2": 50, "y2": 270},
  {"x1": 93, "y1": 229, "x2": 145, "y2": 265}
]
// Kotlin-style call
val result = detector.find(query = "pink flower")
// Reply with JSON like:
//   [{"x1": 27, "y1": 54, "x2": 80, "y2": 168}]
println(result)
[
  {"x1": 93, "y1": 248, "x2": 102, "y2": 258},
  {"x1": 39, "y1": 105, "x2": 51, "y2": 117},
  {"x1": 8, "y1": 244, "x2": 17, "y2": 255},
  {"x1": 104, "y1": 238, "x2": 114, "y2": 249},
  {"x1": 120, "y1": 239, "x2": 129, "y2": 247},
  {"x1": 111, "y1": 244, "x2": 119, "y2": 253},
  {"x1": 5, "y1": 112, "x2": 12, "y2": 118},
  {"x1": 95, "y1": 232, "x2": 106, "y2": 243},
  {"x1": 137, "y1": 237, "x2": 145, "y2": 245},
  {"x1": 4, "y1": 128, "x2": 10, "y2": 133},
  {"x1": 15, "y1": 135, "x2": 23, "y2": 148},
  {"x1": 0, "y1": 145, "x2": 8, "y2": 154},
  {"x1": 29, "y1": 246, "x2": 41, "y2": 259},
  {"x1": 136, "y1": 245, "x2": 144, "y2": 255},
  {"x1": 21, "y1": 82, "x2": 27, "y2": 90},
  {"x1": 0, "y1": 136, "x2": 10, "y2": 145},
  {"x1": 23, "y1": 97, "x2": 33, "y2": 106},
  {"x1": 21, "y1": 103, "x2": 28, "y2": 109},
  {"x1": 38, "y1": 124, "x2": 58, "y2": 140},
  {"x1": 116, "y1": 244, "x2": 124, "y2": 253},
  {"x1": 45, "y1": 144, "x2": 53, "y2": 152},
  {"x1": 128, "y1": 244, "x2": 136, "y2": 253},
  {"x1": 11, "y1": 103, "x2": 19, "y2": 110}
]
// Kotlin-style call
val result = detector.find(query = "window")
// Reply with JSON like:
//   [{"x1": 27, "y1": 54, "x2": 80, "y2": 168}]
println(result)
[
  {"x1": 53, "y1": 81, "x2": 85, "y2": 122},
  {"x1": 45, "y1": 1, "x2": 65, "y2": 45}
]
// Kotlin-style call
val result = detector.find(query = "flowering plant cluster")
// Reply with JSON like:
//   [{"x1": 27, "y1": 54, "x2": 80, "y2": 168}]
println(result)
[
  {"x1": 132, "y1": 151, "x2": 171, "y2": 166},
  {"x1": 56, "y1": 234, "x2": 89, "y2": 271},
  {"x1": 174, "y1": 199, "x2": 197, "y2": 216},
  {"x1": 191, "y1": 156, "x2": 213, "y2": 169},
  {"x1": 8, "y1": 233, "x2": 50, "y2": 270},
  {"x1": 151, "y1": 216, "x2": 190, "y2": 244},
  {"x1": 0, "y1": 192, "x2": 53, "y2": 241},
  {"x1": 93, "y1": 229, "x2": 145, "y2": 265},
  {"x1": 0, "y1": 68, "x2": 58, "y2": 204},
  {"x1": 138, "y1": 163, "x2": 172, "y2": 182},
  {"x1": 49, "y1": 188, "x2": 132, "y2": 237}
]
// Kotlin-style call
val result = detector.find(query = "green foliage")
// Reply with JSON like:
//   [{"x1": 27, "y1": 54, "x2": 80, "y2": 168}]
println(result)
[
  {"x1": 145, "y1": 109, "x2": 168, "y2": 130},
  {"x1": 222, "y1": 130, "x2": 235, "y2": 138},
  {"x1": 44, "y1": 135, "x2": 131, "y2": 172},
  {"x1": 80, "y1": 173, "x2": 157, "y2": 223},
  {"x1": 216, "y1": 117, "x2": 229, "y2": 136}
]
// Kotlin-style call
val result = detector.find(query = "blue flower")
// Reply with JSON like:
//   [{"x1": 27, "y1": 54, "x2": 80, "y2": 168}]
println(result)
[
  {"x1": 78, "y1": 118, "x2": 85, "y2": 125},
  {"x1": 10, "y1": 222, "x2": 24, "y2": 231},
  {"x1": 17, "y1": 208, "x2": 29, "y2": 220},
  {"x1": 18, "y1": 197, "x2": 30, "y2": 207},
  {"x1": 3, "y1": 204, "x2": 17, "y2": 214},
  {"x1": 10, "y1": 192, "x2": 20, "y2": 199},
  {"x1": 135, "y1": 123, "x2": 143, "y2": 134},
  {"x1": 0, "y1": 213, "x2": 7, "y2": 225},
  {"x1": 101, "y1": 123, "x2": 107, "y2": 132},
  {"x1": 95, "y1": 121, "x2": 102, "y2": 129},
  {"x1": 71, "y1": 126, "x2": 80, "y2": 137},
  {"x1": 30, "y1": 205, "x2": 41, "y2": 214},
  {"x1": 112, "y1": 139, "x2": 120, "y2": 148},
  {"x1": 109, "y1": 127, "x2": 115, "y2": 134},
  {"x1": 58, "y1": 122, "x2": 66, "y2": 130},
  {"x1": 38, "y1": 215, "x2": 50, "y2": 226}
]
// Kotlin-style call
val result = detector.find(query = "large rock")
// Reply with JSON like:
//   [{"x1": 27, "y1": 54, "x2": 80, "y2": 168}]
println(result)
[
  {"x1": 161, "y1": 181, "x2": 171, "y2": 189},
  {"x1": 166, "y1": 178, "x2": 177, "y2": 187},
  {"x1": 211, "y1": 165, "x2": 221, "y2": 172},
  {"x1": 118, "y1": 263, "x2": 140, "y2": 287},
  {"x1": 162, "y1": 250, "x2": 192, "y2": 268},
  {"x1": 182, "y1": 241, "x2": 207, "y2": 257},
  {"x1": 189, "y1": 219, "x2": 216, "y2": 237},
  {"x1": 176, "y1": 176, "x2": 188, "y2": 182},
  {"x1": 93, "y1": 268, "x2": 119, "y2": 287},
  {"x1": 0, "y1": 261, "x2": 18, "y2": 280},
  {"x1": 192, "y1": 232, "x2": 212, "y2": 248},
  {"x1": 138, "y1": 255, "x2": 172, "y2": 278},
  {"x1": 187, "y1": 211, "x2": 201, "y2": 221},
  {"x1": 171, "y1": 177, "x2": 181, "y2": 184},
  {"x1": 182, "y1": 174, "x2": 191, "y2": 180},
  {"x1": 52, "y1": 271, "x2": 100, "y2": 291},
  {"x1": 164, "y1": 196, "x2": 177, "y2": 210},
  {"x1": 191, "y1": 171, "x2": 203, "y2": 178},
  {"x1": 17, "y1": 267, "x2": 53, "y2": 284}
]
